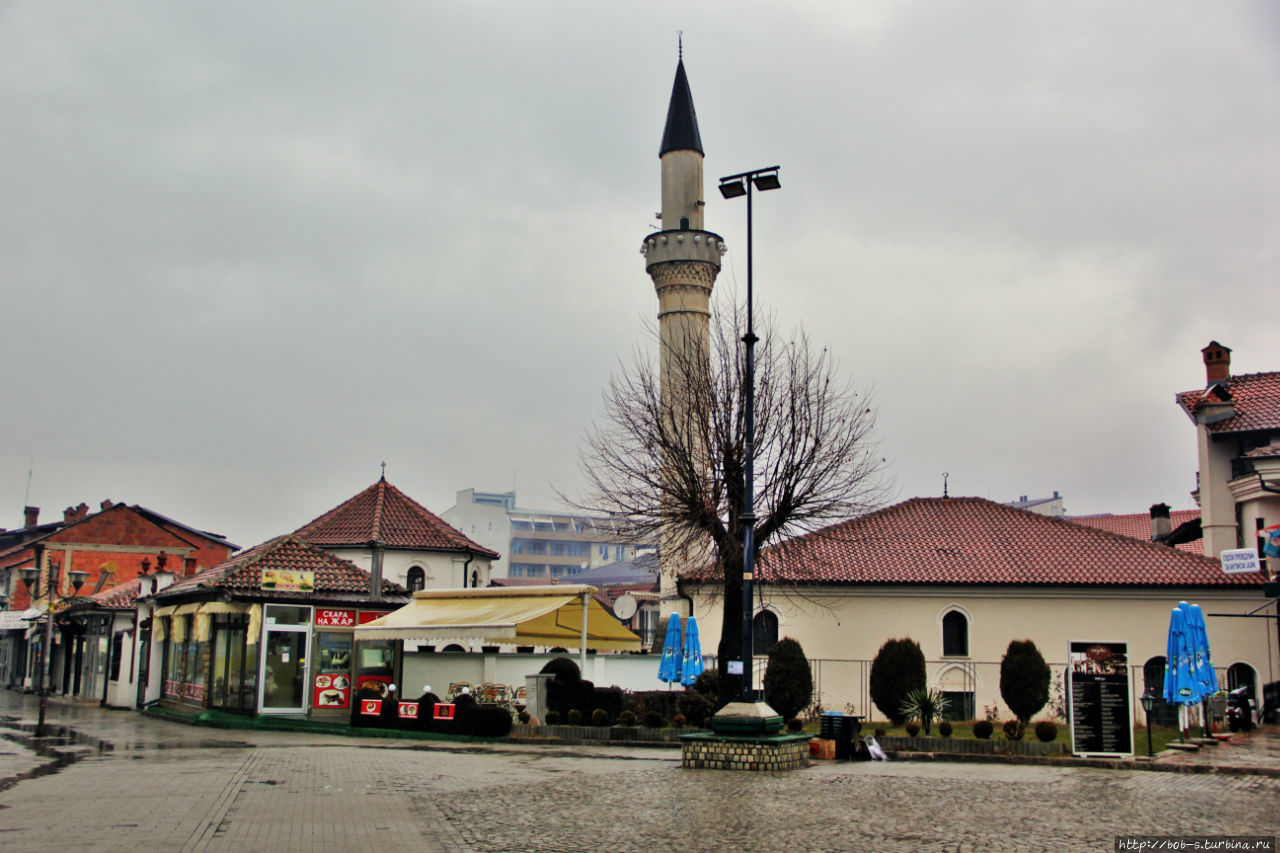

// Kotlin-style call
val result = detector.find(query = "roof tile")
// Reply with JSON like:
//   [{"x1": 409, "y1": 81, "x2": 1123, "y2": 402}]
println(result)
[
  {"x1": 1177, "y1": 371, "x2": 1280, "y2": 433},
  {"x1": 751, "y1": 498, "x2": 1259, "y2": 587}
]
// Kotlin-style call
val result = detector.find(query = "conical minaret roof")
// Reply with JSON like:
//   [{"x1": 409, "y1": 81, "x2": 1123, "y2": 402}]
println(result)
[{"x1": 659, "y1": 59, "x2": 703, "y2": 157}]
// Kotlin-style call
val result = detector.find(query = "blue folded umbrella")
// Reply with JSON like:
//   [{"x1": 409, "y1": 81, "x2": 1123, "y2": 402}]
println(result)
[
  {"x1": 1187, "y1": 603, "x2": 1217, "y2": 697},
  {"x1": 1164, "y1": 606, "x2": 1199, "y2": 705},
  {"x1": 657, "y1": 613, "x2": 683, "y2": 684},
  {"x1": 680, "y1": 616, "x2": 704, "y2": 686}
]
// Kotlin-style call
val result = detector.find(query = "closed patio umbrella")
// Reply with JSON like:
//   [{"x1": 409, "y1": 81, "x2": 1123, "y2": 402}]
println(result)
[
  {"x1": 1186, "y1": 603, "x2": 1217, "y2": 698},
  {"x1": 680, "y1": 615, "x2": 704, "y2": 686},
  {"x1": 657, "y1": 613, "x2": 683, "y2": 685},
  {"x1": 1164, "y1": 606, "x2": 1198, "y2": 704}
]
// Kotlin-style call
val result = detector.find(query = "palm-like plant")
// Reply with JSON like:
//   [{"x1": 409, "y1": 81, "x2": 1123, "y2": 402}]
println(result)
[{"x1": 899, "y1": 688, "x2": 950, "y2": 735}]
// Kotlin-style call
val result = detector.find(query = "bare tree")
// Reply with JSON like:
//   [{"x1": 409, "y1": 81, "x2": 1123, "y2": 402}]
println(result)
[{"x1": 575, "y1": 299, "x2": 886, "y2": 705}]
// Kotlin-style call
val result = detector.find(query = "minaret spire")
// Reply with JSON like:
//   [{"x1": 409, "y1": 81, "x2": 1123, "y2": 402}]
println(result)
[{"x1": 641, "y1": 51, "x2": 726, "y2": 614}]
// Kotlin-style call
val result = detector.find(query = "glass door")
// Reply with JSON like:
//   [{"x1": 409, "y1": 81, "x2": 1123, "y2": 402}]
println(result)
[{"x1": 258, "y1": 606, "x2": 312, "y2": 714}]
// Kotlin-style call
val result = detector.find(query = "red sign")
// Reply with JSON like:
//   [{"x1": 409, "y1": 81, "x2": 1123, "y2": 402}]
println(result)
[
  {"x1": 315, "y1": 609, "x2": 357, "y2": 628},
  {"x1": 433, "y1": 703, "x2": 455, "y2": 720},
  {"x1": 312, "y1": 674, "x2": 351, "y2": 709},
  {"x1": 360, "y1": 699, "x2": 382, "y2": 716},
  {"x1": 398, "y1": 702, "x2": 419, "y2": 719},
  {"x1": 358, "y1": 610, "x2": 392, "y2": 624}
]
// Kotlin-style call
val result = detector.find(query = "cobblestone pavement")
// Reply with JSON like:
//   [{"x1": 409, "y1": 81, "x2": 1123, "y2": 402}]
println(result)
[{"x1": 2, "y1": 692, "x2": 1277, "y2": 852}]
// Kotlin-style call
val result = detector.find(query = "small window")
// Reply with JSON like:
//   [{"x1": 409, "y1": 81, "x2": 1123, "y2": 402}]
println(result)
[
  {"x1": 942, "y1": 610, "x2": 968, "y2": 657},
  {"x1": 406, "y1": 566, "x2": 425, "y2": 592},
  {"x1": 752, "y1": 610, "x2": 779, "y2": 657}
]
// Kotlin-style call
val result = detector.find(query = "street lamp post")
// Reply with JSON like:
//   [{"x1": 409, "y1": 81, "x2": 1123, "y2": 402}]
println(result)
[
  {"x1": 19, "y1": 544, "x2": 89, "y2": 737},
  {"x1": 718, "y1": 165, "x2": 780, "y2": 702},
  {"x1": 1140, "y1": 691, "x2": 1157, "y2": 757}
]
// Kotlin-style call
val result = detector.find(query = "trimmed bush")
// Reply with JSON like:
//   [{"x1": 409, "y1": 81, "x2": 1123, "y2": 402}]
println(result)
[
  {"x1": 1000, "y1": 639, "x2": 1051, "y2": 726},
  {"x1": 905, "y1": 721, "x2": 921, "y2": 736},
  {"x1": 518, "y1": 711, "x2": 531, "y2": 724},
  {"x1": 540, "y1": 656, "x2": 582, "y2": 683},
  {"x1": 763, "y1": 637, "x2": 814, "y2": 721},
  {"x1": 591, "y1": 708, "x2": 610, "y2": 727},
  {"x1": 617, "y1": 710, "x2": 637, "y2": 727},
  {"x1": 566, "y1": 709, "x2": 582, "y2": 725},
  {"x1": 869, "y1": 638, "x2": 926, "y2": 725},
  {"x1": 973, "y1": 720, "x2": 994, "y2": 739},
  {"x1": 874, "y1": 727, "x2": 886, "y2": 738},
  {"x1": 1003, "y1": 719, "x2": 1025, "y2": 741},
  {"x1": 643, "y1": 711, "x2": 665, "y2": 729},
  {"x1": 545, "y1": 710, "x2": 560, "y2": 725},
  {"x1": 454, "y1": 702, "x2": 513, "y2": 737},
  {"x1": 1034, "y1": 720, "x2": 1058, "y2": 743},
  {"x1": 938, "y1": 720, "x2": 953, "y2": 738},
  {"x1": 672, "y1": 713, "x2": 687, "y2": 729},
  {"x1": 786, "y1": 718, "x2": 804, "y2": 733}
]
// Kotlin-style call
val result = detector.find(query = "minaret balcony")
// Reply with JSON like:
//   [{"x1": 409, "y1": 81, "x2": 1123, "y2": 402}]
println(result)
[{"x1": 641, "y1": 229, "x2": 726, "y2": 272}]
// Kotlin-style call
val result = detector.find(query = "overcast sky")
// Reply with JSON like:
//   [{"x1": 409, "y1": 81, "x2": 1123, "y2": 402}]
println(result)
[{"x1": 3, "y1": 2, "x2": 1277, "y2": 550}]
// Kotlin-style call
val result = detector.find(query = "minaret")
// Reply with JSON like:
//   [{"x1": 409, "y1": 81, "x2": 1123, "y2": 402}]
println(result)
[{"x1": 641, "y1": 51, "x2": 726, "y2": 610}]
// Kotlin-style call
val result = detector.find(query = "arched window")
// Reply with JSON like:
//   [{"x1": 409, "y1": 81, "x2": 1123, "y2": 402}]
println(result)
[
  {"x1": 1228, "y1": 662, "x2": 1256, "y2": 699},
  {"x1": 752, "y1": 610, "x2": 779, "y2": 657},
  {"x1": 1142, "y1": 656, "x2": 1179, "y2": 727},
  {"x1": 406, "y1": 566, "x2": 425, "y2": 592},
  {"x1": 941, "y1": 610, "x2": 968, "y2": 657}
]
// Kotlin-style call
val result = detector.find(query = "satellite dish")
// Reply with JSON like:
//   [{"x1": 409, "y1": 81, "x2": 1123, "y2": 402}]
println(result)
[{"x1": 612, "y1": 594, "x2": 638, "y2": 621}]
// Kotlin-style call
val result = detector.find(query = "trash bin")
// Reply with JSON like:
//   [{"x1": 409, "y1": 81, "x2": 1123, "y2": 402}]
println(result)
[
  {"x1": 820, "y1": 711, "x2": 843, "y2": 741},
  {"x1": 841, "y1": 716, "x2": 863, "y2": 760}
]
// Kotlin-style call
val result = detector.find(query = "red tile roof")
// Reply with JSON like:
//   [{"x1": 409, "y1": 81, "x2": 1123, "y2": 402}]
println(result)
[
  {"x1": 91, "y1": 577, "x2": 144, "y2": 609},
  {"x1": 294, "y1": 479, "x2": 499, "y2": 557},
  {"x1": 159, "y1": 535, "x2": 407, "y2": 599},
  {"x1": 1067, "y1": 510, "x2": 1204, "y2": 555},
  {"x1": 750, "y1": 497, "x2": 1259, "y2": 587},
  {"x1": 1177, "y1": 371, "x2": 1280, "y2": 434}
]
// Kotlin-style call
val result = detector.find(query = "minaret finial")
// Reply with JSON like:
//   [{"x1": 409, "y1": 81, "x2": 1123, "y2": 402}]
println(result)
[
  {"x1": 678, "y1": 31, "x2": 683, "y2": 62},
  {"x1": 943, "y1": 472, "x2": 950, "y2": 498},
  {"x1": 380, "y1": 461, "x2": 387, "y2": 482}
]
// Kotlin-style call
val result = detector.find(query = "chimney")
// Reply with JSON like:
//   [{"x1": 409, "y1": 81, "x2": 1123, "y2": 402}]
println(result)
[
  {"x1": 1202, "y1": 341, "x2": 1231, "y2": 384},
  {"x1": 23, "y1": 506, "x2": 39, "y2": 528},
  {"x1": 1150, "y1": 503, "x2": 1172, "y2": 540},
  {"x1": 64, "y1": 506, "x2": 77, "y2": 523},
  {"x1": 100, "y1": 499, "x2": 114, "y2": 511},
  {"x1": 75, "y1": 502, "x2": 89, "y2": 521}
]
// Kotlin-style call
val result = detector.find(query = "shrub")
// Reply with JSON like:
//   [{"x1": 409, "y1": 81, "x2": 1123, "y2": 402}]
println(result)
[
  {"x1": 566, "y1": 709, "x2": 582, "y2": 725},
  {"x1": 1034, "y1": 720, "x2": 1058, "y2": 743},
  {"x1": 763, "y1": 637, "x2": 814, "y2": 721},
  {"x1": 1003, "y1": 719, "x2": 1025, "y2": 741},
  {"x1": 545, "y1": 710, "x2": 560, "y2": 725},
  {"x1": 874, "y1": 727, "x2": 886, "y2": 738},
  {"x1": 869, "y1": 638, "x2": 926, "y2": 725},
  {"x1": 905, "y1": 721, "x2": 921, "y2": 736},
  {"x1": 938, "y1": 721, "x2": 953, "y2": 738},
  {"x1": 899, "y1": 687, "x2": 949, "y2": 736},
  {"x1": 693, "y1": 669, "x2": 722, "y2": 712},
  {"x1": 1000, "y1": 639, "x2": 1051, "y2": 726},
  {"x1": 454, "y1": 703, "x2": 513, "y2": 737},
  {"x1": 591, "y1": 708, "x2": 610, "y2": 727},
  {"x1": 676, "y1": 692, "x2": 714, "y2": 728},
  {"x1": 518, "y1": 711, "x2": 530, "y2": 724},
  {"x1": 786, "y1": 717, "x2": 805, "y2": 733},
  {"x1": 973, "y1": 720, "x2": 993, "y2": 739},
  {"x1": 540, "y1": 656, "x2": 582, "y2": 684},
  {"x1": 617, "y1": 710, "x2": 637, "y2": 727},
  {"x1": 672, "y1": 713, "x2": 687, "y2": 729},
  {"x1": 643, "y1": 711, "x2": 665, "y2": 729}
]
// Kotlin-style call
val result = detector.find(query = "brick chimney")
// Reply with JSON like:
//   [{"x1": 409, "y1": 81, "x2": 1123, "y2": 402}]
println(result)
[
  {"x1": 23, "y1": 506, "x2": 39, "y2": 528},
  {"x1": 1202, "y1": 341, "x2": 1231, "y2": 384},
  {"x1": 1150, "y1": 503, "x2": 1172, "y2": 540},
  {"x1": 100, "y1": 499, "x2": 113, "y2": 511}
]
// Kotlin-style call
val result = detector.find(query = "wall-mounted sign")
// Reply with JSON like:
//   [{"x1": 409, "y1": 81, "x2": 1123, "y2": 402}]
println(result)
[
  {"x1": 360, "y1": 699, "x2": 381, "y2": 716},
  {"x1": 433, "y1": 703, "x2": 456, "y2": 720},
  {"x1": 315, "y1": 609, "x2": 356, "y2": 628},
  {"x1": 398, "y1": 702, "x2": 419, "y2": 719},
  {"x1": 1221, "y1": 548, "x2": 1261, "y2": 575},
  {"x1": 261, "y1": 569, "x2": 315, "y2": 592},
  {"x1": 1067, "y1": 640, "x2": 1133, "y2": 758}
]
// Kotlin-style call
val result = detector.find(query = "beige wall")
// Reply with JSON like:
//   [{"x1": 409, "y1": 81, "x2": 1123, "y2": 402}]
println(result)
[{"x1": 688, "y1": 584, "x2": 1275, "y2": 723}]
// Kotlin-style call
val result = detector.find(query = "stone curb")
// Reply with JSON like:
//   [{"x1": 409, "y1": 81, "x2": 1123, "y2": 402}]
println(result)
[{"x1": 881, "y1": 749, "x2": 1280, "y2": 778}]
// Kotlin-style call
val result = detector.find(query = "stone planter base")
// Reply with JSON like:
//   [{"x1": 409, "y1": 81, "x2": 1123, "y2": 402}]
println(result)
[{"x1": 679, "y1": 732, "x2": 812, "y2": 771}]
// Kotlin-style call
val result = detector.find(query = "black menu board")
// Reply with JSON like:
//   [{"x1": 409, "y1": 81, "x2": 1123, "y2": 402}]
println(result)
[{"x1": 1067, "y1": 641, "x2": 1133, "y2": 757}]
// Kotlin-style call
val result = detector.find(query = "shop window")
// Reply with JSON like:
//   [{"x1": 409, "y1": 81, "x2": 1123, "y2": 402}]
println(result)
[{"x1": 942, "y1": 610, "x2": 969, "y2": 657}]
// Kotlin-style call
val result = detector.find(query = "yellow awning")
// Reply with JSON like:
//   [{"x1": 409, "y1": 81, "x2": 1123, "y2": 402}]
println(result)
[{"x1": 354, "y1": 585, "x2": 641, "y2": 652}]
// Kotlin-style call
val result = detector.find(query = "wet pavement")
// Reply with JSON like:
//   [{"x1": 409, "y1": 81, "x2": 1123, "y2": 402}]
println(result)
[{"x1": 2, "y1": 691, "x2": 1278, "y2": 852}]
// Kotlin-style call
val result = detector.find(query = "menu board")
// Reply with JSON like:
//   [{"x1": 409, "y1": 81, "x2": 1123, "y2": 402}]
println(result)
[{"x1": 1067, "y1": 640, "x2": 1133, "y2": 757}]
